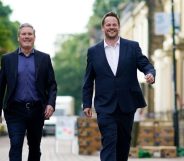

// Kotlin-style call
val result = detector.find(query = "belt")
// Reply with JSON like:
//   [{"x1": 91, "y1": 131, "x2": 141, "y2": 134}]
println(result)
[{"x1": 11, "y1": 101, "x2": 42, "y2": 109}]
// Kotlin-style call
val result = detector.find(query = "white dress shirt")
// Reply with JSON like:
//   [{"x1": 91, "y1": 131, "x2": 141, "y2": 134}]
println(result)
[{"x1": 104, "y1": 38, "x2": 120, "y2": 76}]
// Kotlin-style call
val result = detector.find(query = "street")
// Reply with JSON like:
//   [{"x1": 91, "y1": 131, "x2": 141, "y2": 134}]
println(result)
[{"x1": 0, "y1": 136, "x2": 183, "y2": 161}]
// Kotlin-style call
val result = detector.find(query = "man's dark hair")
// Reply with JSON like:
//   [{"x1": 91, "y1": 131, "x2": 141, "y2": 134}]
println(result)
[{"x1": 101, "y1": 11, "x2": 120, "y2": 26}]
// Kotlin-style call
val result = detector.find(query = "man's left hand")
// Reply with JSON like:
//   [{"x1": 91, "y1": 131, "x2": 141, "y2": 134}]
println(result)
[
  {"x1": 145, "y1": 73, "x2": 154, "y2": 84},
  {"x1": 44, "y1": 105, "x2": 54, "y2": 119}
]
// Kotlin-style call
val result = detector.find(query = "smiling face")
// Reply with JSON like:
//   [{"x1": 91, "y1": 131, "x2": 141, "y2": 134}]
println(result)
[
  {"x1": 102, "y1": 16, "x2": 120, "y2": 40},
  {"x1": 18, "y1": 26, "x2": 35, "y2": 51}
]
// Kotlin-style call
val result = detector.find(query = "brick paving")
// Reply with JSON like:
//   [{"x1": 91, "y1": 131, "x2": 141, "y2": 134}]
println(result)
[{"x1": 0, "y1": 136, "x2": 184, "y2": 161}]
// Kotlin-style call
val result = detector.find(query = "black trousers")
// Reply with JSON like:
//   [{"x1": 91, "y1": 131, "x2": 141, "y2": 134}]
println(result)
[
  {"x1": 97, "y1": 106, "x2": 135, "y2": 161},
  {"x1": 4, "y1": 101, "x2": 45, "y2": 161}
]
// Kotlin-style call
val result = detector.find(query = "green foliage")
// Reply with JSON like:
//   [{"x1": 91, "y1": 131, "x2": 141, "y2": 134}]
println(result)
[
  {"x1": 93, "y1": 0, "x2": 121, "y2": 17},
  {"x1": 138, "y1": 148, "x2": 152, "y2": 158},
  {"x1": 53, "y1": 34, "x2": 90, "y2": 114},
  {"x1": 177, "y1": 147, "x2": 184, "y2": 157},
  {"x1": 0, "y1": 1, "x2": 19, "y2": 56},
  {"x1": 0, "y1": 0, "x2": 11, "y2": 17}
]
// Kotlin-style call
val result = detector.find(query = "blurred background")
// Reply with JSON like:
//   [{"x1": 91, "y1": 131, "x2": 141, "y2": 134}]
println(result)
[{"x1": 0, "y1": 0, "x2": 184, "y2": 160}]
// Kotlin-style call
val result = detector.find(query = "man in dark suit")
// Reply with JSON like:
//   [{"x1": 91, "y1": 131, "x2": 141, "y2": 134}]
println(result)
[
  {"x1": 82, "y1": 12, "x2": 155, "y2": 161},
  {"x1": 0, "y1": 23, "x2": 57, "y2": 161}
]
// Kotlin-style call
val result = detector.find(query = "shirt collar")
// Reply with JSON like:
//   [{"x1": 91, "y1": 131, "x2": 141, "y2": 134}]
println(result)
[
  {"x1": 18, "y1": 48, "x2": 35, "y2": 57},
  {"x1": 104, "y1": 37, "x2": 120, "y2": 48},
  {"x1": 18, "y1": 48, "x2": 35, "y2": 56}
]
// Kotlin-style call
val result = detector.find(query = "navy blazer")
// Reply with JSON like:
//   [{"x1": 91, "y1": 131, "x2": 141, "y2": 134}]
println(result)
[
  {"x1": 82, "y1": 38, "x2": 156, "y2": 114},
  {"x1": 0, "y1": 48, "x2": 57, "y2": 115}
]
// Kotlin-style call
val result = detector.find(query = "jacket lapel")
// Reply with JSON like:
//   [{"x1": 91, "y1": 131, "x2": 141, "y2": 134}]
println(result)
[
  {"x1": 116, "y1": 38, "x2": 128, "y2": 76},
  {"x1": 97, "y1": 41, "x2": 115, "y2": 76},
  {"x1": 11, "y1": 50, "x2": 18, "y2": 81}
]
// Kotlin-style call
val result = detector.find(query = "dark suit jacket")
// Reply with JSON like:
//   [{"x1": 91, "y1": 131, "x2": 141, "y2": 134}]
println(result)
[
  {"x1": 0, "y1": 48, "x2": 57, "y2": 115},
  {"x1": 82, "y1": 38, "x2": 156, "y2": 114}
]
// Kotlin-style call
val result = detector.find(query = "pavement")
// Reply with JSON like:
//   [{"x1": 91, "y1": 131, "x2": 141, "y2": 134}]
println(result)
[{"x1": 0, "y1": 136, "x2": 184, "y2": 161}]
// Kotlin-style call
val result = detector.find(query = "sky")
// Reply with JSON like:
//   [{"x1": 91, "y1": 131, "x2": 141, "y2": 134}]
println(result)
[{"x1": 2, "y1": 0, "x2": 95, "y2": 56}]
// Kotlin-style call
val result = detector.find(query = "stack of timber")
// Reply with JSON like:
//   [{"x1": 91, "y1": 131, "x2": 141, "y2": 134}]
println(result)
[
  {"x1": 77, "y1": 117, "x2": 101, "y2": 155},
  {"x1": 129, "y1": 120, "x2": 177, "y2": 158}
]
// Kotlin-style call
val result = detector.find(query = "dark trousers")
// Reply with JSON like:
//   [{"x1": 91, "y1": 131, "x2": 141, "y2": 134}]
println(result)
[
  {"x1": 97, "y1": 106, "x2": 135, "y2": 161},
  {"x1": 4, "y1": 102, "x2": 44, "y2": 161}
]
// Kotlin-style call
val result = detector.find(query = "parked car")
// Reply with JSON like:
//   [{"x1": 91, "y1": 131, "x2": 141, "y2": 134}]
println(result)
[{"x1": 43, "y1": 96, "x2": 75, "y2": 136}]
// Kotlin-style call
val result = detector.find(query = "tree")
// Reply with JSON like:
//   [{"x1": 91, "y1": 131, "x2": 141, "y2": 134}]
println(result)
[
  {"x1": 0, "y1": 1, "x2": 19, "y2": 56},
  {"x1": 53, "y1": 34, "x2": 90, "y2": 114}
]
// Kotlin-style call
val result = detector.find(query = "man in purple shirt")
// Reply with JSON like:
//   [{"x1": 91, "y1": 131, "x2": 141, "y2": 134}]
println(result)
[{"x1": 0, "y1": 23, "x2": 57, "y2": 161}]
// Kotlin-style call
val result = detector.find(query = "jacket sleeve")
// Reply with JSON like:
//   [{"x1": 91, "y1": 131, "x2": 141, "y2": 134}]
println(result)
[
  {"x1": 82, "y1": 48, "x2": 95, "y2": 109},
  {"x1": 0, "y1": 56, "x2": 7, "y2": 116},
  {"x1": 135, "y1": 42, "x2": 156, "y2": 79},
  {"x1": 46, "y1": 55, "x2": 57, "y2": 109}
]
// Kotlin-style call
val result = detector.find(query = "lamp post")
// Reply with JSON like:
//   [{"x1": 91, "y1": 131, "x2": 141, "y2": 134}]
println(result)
[{"x1": 171, "y1": 0, "x2": 179, "y2": 148}]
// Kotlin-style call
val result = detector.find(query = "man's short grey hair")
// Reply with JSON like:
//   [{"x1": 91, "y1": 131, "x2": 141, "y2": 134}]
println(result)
[{"x1": 18, "y1": 23, "x2": 35, "y2": 36}]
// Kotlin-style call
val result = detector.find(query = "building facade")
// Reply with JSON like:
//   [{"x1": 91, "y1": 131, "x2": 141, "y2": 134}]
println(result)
[{"x1": 119, "y1": 0, "x2": 184, "y2": 147}]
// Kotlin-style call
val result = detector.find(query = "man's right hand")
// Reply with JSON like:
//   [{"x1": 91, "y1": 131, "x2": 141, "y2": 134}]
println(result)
[{"x1": 83, "y1": 108, "x2": 92, "y2": 118}]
